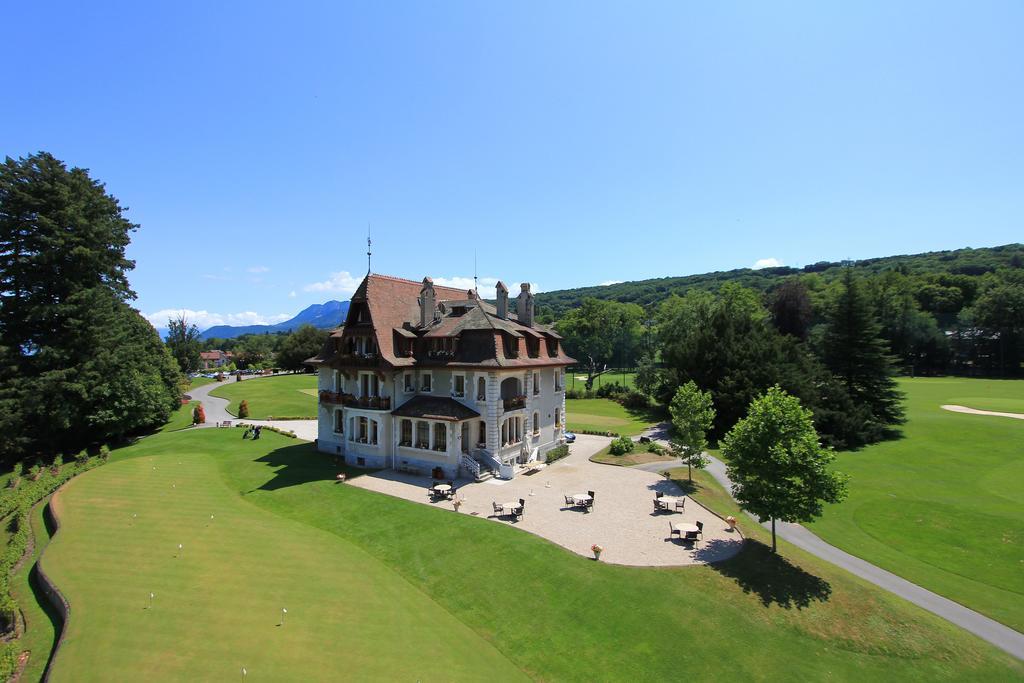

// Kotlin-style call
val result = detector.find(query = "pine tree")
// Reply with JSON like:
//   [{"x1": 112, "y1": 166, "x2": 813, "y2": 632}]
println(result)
[{"x1": 820, "y1": 269, "x2": 905, "y2": 439}]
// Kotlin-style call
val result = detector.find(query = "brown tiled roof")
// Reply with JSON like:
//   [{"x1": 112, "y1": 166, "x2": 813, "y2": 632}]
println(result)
[
  {"x1": 391, "y1": 396, "x2": 481, "y2": 422},
  {"x1": 341, "y1": 273, "x2": 575, "y2": 369},
  {"x1": 200, "y1": 351, "x2": 224, "y2": 360}
]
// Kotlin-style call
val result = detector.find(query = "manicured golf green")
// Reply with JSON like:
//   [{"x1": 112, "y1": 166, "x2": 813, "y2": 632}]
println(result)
[
  {"x1": 209, "y1": 374, "x2": 317, "y2": 419},
  {"x1": 41, "y1": 431, "x2": 523, "y2": 682},
  {"x1": 809, "y1": 377, "x2": 1024, "y2": 632},
  {"x1": 564, "y1": 397, "x2": 658, "y2": 436},
  {"x1": 39, "y1": 429, "x2": 1023, "y2": 680}
]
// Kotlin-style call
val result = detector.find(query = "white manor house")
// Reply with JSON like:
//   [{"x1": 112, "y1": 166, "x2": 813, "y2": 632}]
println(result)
[{"x1": 310, "y1": 273, "x2": 575, "y2": 479}]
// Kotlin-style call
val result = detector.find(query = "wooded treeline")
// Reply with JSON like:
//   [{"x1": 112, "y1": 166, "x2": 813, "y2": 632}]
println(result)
[{"x1": 545, "y1": 243, "x2": 1024, "y2": 378}]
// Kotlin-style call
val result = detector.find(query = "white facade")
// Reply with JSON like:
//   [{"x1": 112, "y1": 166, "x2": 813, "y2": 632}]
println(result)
[{"x1": 316, "y1": 366, "x2": 567, "y2": 478}]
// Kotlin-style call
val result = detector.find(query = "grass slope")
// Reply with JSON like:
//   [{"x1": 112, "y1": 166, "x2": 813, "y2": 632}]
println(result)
[
  {"x1": 37, "y1": 429, "x2": 1023, "y2": 680},
  {"x1": 810, "y1": 377, "x2": 1024, "y2": 632},
  {"x1": 564, "y1": 398, "x2": 659, "y2": 436},
  {"x1": 209, "y1": 374, "x2": 317, "y2": 419},
  {"x1": 41, "y1": 431, "x2": 523, "y2": 682}
]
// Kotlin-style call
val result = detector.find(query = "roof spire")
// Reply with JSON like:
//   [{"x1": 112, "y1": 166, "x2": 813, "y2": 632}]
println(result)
[
  {"x1": 366, "y1": 223, "x2": 372, "y2": 275},
  {"x1": 473, "y1": 249, "x2": 478, "y2": 295}
]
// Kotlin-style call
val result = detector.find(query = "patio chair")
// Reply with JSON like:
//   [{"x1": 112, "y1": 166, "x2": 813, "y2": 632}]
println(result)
[
  {"x1": 669, "y1": 522, "x2": 682, "y2": 540},
  {"x1": 492, "y1": 502, "x2": 504, "y2": 516},
  {"x1": 513, "y1": 498, "x2": 525, "y2": 520},
  {"x1": 655, "y1": 491, "x2": 664, "y2": 499},
  {"x1": 695, "y1": 520, "x2": 704, "y2": 539},
  {"x1": 684, "y1": 530, "x2": 699, "y2": 543},
  {"x1": 587, "y1": 491, "x2": 596, "y2": 508},
  {"x1": 564, "y1": 494, "x2": 574, "y2": 506},
  {"x1": 445, "y1": 487, "x2": 457, "y2": 500},
  {"x1": 674, "y1": 498, "x2": 686, "y2": 512}
]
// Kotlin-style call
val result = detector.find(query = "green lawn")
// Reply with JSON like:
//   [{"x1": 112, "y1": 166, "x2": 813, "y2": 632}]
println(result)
[
  {"x1": 565, "y1": 370, "x2": 637, "y2": 392},
  {"x1": 564, "y1": 397, "x2": 659, "y2": 436},
  {"x1": 209, "y1": 374, "x2": 317, "y2": 419},
  {"x1": 188, "y1": 376, "x2": 217, "y2": 391},
  {"x1": 809, "y1": 377, "x2": 1024, "y2": 632},
  {"x1": 35, "y1": 428, "x2": 1024, "y2": 680},
  {"x1": 42, "y1": 431, "x2": 523, "y2": 682},
  {"x1": 158, "y1": 401, "x2": 199, "y2": 433}
]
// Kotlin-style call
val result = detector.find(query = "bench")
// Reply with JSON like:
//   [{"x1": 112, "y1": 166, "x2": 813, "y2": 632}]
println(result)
[{"x1": 219, "y1": 421, "x2": 232, "y2": 428}]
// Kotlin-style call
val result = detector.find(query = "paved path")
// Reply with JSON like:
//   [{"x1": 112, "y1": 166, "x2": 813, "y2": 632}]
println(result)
[
  {"x1": 635, "y1": 424, "x2": 1024, "y2": 660},
  {"x1": 185, "y1": 376, "x2": 318, "y2": 441},
  {"x1": 942, "y1": 404, "x2": 1024, "y2": 420}
]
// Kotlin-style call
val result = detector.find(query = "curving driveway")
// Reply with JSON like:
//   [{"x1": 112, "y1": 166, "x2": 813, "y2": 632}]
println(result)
[
  {"x1": 185, "y1": 377, "x2": 319, "y2": 441},
  {"x1": 635, "y1": 424, "x2": 1024, "y2": 661}
]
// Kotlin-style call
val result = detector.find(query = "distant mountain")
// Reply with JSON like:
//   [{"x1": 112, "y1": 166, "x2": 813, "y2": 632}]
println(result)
[{"x1": 199, "y1": 300, "x2": 349, "y2": 340}]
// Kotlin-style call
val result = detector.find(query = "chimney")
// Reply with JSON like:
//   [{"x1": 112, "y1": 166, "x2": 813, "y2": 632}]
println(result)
[
  {"x1": 418, "y1": 277, "x2": 436, "y2": 327},
  {"x1": 517, "y1": 283, "x2": 534, "y2": 327},
  {"x1": 495, "y1": 281, "x2": 509, "y2": 320}
]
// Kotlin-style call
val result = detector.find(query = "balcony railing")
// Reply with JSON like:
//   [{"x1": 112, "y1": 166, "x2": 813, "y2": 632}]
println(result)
[
  {"x1": 344, "y1": 395, "x2": 392, "y2": 410},
  {"x1": 502, "y1": 395, "x2": 526, "y2": 411},
  {"x1": 319, "y1": 392, "x2": 391, "y2": 410}
]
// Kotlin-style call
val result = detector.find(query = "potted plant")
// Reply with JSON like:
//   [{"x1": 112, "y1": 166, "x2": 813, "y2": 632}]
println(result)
[
  {"x1": 725, "y1": 515, "x2": 737, "y2": 531},
  {"x1": 591, "y1": 543, "x2": 603, "y2": 561},
  {"x1": 453, "y1": 498, "x2": 463, "y2": 513}
]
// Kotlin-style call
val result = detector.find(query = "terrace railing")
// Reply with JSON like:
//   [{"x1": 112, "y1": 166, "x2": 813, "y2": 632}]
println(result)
[{"x1": 502, "y1": 395, "x2": 527, "y2": 411}]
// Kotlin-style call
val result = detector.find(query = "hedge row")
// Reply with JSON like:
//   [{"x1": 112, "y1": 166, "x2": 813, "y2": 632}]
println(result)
[
  {"x1": 0, "y1": 447, "x2": 108, "y2": 679},
  {"x1": 545, "y1": 445, "x2": 570, "y2": 464}
]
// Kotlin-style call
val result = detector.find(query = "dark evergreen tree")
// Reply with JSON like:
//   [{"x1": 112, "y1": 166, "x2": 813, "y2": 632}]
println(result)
[
  {"x1": 0, "y1": 152, "x2": 181, "y2": 464},
  {"x1": 820, "y1": 269, "x2": 904, "y2": 438},
  {"x1": 770, "y1": 278, "x2": 813, "y2": 340}
]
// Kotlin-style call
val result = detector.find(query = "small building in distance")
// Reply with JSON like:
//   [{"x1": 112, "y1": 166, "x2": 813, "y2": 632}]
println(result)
[
  {"x1": 308, "y1": 273, "x2": 574, "y2": 479},
  {"x1": 200, "y1": 350, "x2": 230, "y2": 369}
]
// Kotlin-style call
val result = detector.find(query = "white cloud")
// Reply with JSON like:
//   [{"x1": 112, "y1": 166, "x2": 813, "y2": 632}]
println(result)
[
  {"x1": 144, "y1": 309, "x2": 291, "y2": 330},
  {"x1": 303, "y1": 271, "x2": 362, "y2": 297},
  {"x1": 599, "y1": 280, "x2": 624, "y2": 286},
  {"x1": 752, "y1": 257, "x2": 784, "y2": 270},
  {"x1": 202, "y1": 273, "x2": 231, "y2": 282},
  {"x1": 288, "y1": 290, "x2": 297, "y2": 298},
  {"x1": 433, "y1": 276, "x2": 541, "y2": 300},
  {"x1": 247, "y1": 265, "x2": 270, "y2": 273}
]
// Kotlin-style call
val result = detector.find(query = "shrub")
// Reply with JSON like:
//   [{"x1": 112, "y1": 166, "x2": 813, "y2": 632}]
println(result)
[
  {"x1": 609, "y1": 436, "x2": 635, "y2": 456},
  {"x1": 621, "y1": 390, "x2": 651, "y2": 410},
  {"x1": 647, "y1": 441, "x2": 665, "y2": 455},
  {"x1": 99, "y1": 444, "x2": 111, "y2": 461},
  {"x1": 28, "y1": 463, "x2": 41, "y2": 481},
  {"x1": 596, "y1": 382, "x2": 628, "y2": 398},
  {"x1": 238, "y1": 400, "x2": 250, "y2": 419},
  {"x1": 51, "y1": 454, "x2": 64, "y2": 474},
  {"x1": 546, "y1": 444, "x2": 570, "y2": 463}
]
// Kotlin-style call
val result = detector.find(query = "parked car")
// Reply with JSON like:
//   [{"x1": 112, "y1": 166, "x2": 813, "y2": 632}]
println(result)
[{"x1": 564, "y1": 432, "x2": 576, "y2": 443}]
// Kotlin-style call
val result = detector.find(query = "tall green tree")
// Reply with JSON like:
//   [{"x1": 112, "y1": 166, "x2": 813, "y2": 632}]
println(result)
[
  {"x1": 967, "y1": 275, "x2": 1024, "y2": 376},
  {"x1": 721, "y1": 386, "x2": 849, "y2": 552},
  {"x1": 819, "y1": 269, "x2": 904, "y2": 438},
  {"x1": 166, "y1": 315, "x2": 202, "y2": 374},
  {"x1": 669, "y1": 381, "x2": 715, "y2": 481},
  {"x1": 0, "y1": 152, "x2": 180, "y2": 463},
  {"x1": 770, "y1": 278, "x2": 813, "y2": 340},
  {"x1": 556, "y1": 298, "x2": 643, "y2": 389},
  {"x1": 277, "y1": 324, "x2": 329, "y2": 371},
  {"x1": 657, "y1": 284, "x2": 823, "y2": 437}
]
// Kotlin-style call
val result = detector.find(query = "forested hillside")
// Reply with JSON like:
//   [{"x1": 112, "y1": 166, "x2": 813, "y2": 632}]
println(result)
[{"x1": 537, "y1": 243, "x2": 1024, "y2": 318}]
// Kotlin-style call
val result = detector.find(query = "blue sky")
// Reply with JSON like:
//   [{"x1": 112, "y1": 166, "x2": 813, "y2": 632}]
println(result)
[{"x1": 3, "y1": 1, "x2": 1022, "y2": 330}]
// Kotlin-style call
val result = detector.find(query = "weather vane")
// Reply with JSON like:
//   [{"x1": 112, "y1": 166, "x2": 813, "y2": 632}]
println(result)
[{"x1": 367, "y1": 223, "x2": 372, "y2": 275}]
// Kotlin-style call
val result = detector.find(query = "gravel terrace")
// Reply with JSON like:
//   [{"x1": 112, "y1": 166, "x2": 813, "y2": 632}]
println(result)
[{"x1": 347, "y1": 434, "x2": 743, "y2": 567}]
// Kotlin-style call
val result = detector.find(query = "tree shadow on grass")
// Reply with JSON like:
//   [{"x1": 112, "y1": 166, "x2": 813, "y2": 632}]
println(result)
[
  {"x1": 250, "y1": 442, "x2": 363, "y2": 492},
  {"x1": 708, "y1": 539, "x2": 832, "y2": 609}
]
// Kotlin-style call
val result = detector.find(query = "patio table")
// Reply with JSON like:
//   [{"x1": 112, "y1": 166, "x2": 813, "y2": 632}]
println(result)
[
  {"x1": 433, "y1": 484, "x2": 451, "y2": 493},
  {"x1": 572, "y1": 494, "x2": 592, "y2": 505},
  {"x1": 671, "y1": 522, "x2": 699, "y2": 534},
  {"x1": 502, "y1": 502, "x2": 519, "y2": 512}
]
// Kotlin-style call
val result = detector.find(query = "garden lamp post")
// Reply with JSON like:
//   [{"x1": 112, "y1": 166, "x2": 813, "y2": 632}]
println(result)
[{"x1": 281, "y1": 607, "x2": 287, "y2": 626}]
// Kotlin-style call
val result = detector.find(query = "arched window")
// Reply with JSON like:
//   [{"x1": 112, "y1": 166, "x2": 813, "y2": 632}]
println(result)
[
  {"x1": 533, "y1": 411, "x2": 540, "y2": 435},
  {"x1": 433, "y1": 423, "x2": 446, "y2": 451}
]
